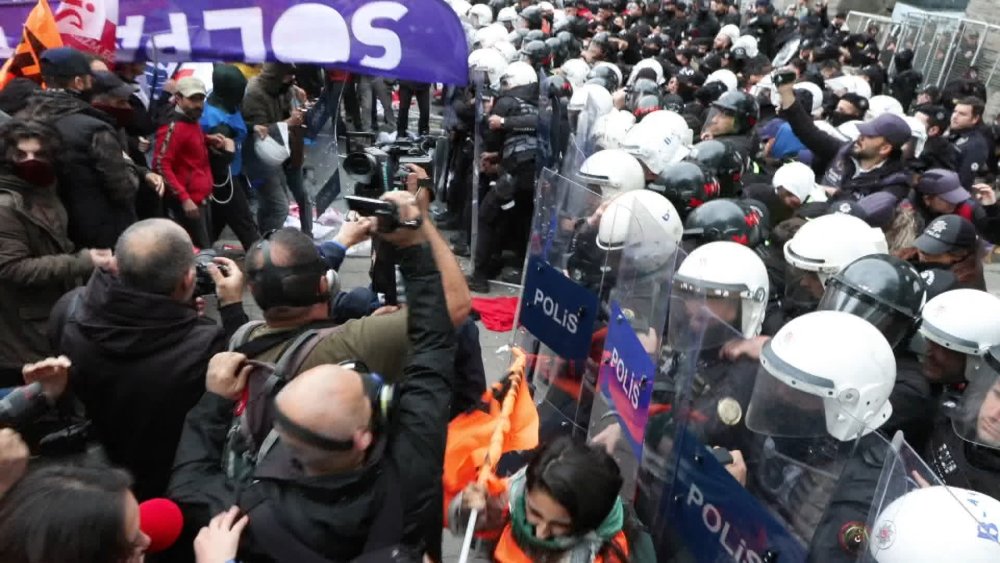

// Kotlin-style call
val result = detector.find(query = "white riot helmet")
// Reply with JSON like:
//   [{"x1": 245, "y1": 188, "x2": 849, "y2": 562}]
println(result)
[
  {"x1": 475, "y1": 23, "x2": 508, "y2": 49},
  {"x1": 468, "y1": 48, "x2": 509, "y2": 92},
  {"x1": 825, "y1": 75, "x2": 872, "y2": 99},
  {"x1": 492, "y1": 41, "x2": 518, "y2": 63},
  {"x1": 901, "y1": 114, "x2": 927, "y2": 157},
  {"x1": 772, "y1": 161, "x2": 822, "y2": 205},
  {"x1": 814, "y1": 120, "x2": 848, "y2": 142},
  {"x1": 670, "y1": 241, "x2": 769, "y2": 346},
  {"x1": 919, "y1": 289, "x2": 1000, "y2": 357},
  {"x1": 468, "y1": 3, "x2": 493, "y2": 28},
  {"x1": 869, "y1": 486, "x2": 1000, "y2": 562},
  {"x1": 592, "y1": 110, "x2": 636, "y2": 151},
  {"x1": 634, "y1": 110, "x2": 694, "y2": 147},
  {"x1": 597, "y1": 190, "x2": 682, "y2": 253},
  {"x1": 705, "y1": 69, "x2": 738, "y2": 94},
  {"x1": 568, "y1": 83, "x2": 614, "y2": 115},
  {"x1": 560, "y1": 58, "x2": 591, "y2": 89},
  {"x1": 450, "y1": 0, "x2": 472, "y2": 18},
  {"x1": 784, "y1": 213, "x2": 888, "y2": 309},
  {"x1": 578, "y1": 149, "x2": 646, "y2": 199},
  {"x1": 793, "y1": 81, "x2": 824, "y2": 117},
  {"x1": 255, "y1": 122, "x2": 291, "y2": 168},
  {"x1": 627, "y1": 58, "x2": 665, "y2": 86},
  {"x1": 716, "y1": 24, "x2": 740, "y2": 48},
  {"x1": 750, "y1": 74, "x2": 780, "y2": 109},
  {"x1": 497, "y1": 6, "x2": 518, "y2": 25},
  {"x1": 499, "y1": 61, "x2": 537, "y2": 92},
  {"x1": 867, "y1": 95, "x2": 904, "y2": 119},
  {"x1": 620, "y1": 125, "x2": 689, "y2": 175},
  {"x1": 731, "y1": 35, "x2": 759, "y2": 58},
  {"x1": 592, "y1": 61, "x2": 623, "y2": 91},
  {"x1": 837, "y1": 119, "x2": 863, "y2": 142},
  {"x1": 748, "y1": 311, "x2": 896, "y2": 441}
]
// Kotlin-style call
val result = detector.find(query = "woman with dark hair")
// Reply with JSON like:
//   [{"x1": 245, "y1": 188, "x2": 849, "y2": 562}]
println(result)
[
  {"x1": 450, "y1": 437, "x2": 632, "y2": 562},
  {"x1": 0, "y1": 465, "x2": 150, "y2": 562}
]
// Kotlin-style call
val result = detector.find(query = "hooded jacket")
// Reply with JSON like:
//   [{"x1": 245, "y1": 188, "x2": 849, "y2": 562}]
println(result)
[
  {"x1": 242, "y1": 63, "x2": 301, "y2": 173},
  {"x1": 49, "y1": 269, "x2": 225, "y2": 500},
  {"x1": 0, "y1": 173, "x2": 92, "y2": 370},
  {"x1": 202, "y1": 64, "x2": 249, "y2": 175},
  {"x1": 19, "y1": 89, "x2": 139, "y2": 249},
  {"x1": 154, "y1": 108, "x2": 214, "y2": 205}
]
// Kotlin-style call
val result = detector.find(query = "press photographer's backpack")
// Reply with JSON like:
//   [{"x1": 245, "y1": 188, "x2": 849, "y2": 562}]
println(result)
[{"x1": 221, "y1": 320, "x2": 341, "y2": 483}]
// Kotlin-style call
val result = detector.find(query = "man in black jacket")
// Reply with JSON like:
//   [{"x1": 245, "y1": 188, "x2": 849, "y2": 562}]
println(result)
[
  {"x1": 776, "y1": 74, "x2": 912, "y2": 218},
  {"x1": 169, "y1": 191, "x2": 456, "y2": 562},
  {"x1": 48, "y1": 218, "x2": 246, "y2": 500},
  {"x1": 948, "y1": 96, "x2": 992, "y2": 189},
  {"x1": 20, "y1": 47, "x2": 140, "y2": 249}
]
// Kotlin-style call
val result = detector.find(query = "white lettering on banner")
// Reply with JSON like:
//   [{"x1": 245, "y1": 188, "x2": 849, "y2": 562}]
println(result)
[
  {"x1": 0, "y1": 27, "x2": 11, "y2": 59},
  {"x1": 203, "y1": 7, "x2": 266, "y2": 62},
  {"x1": 352, "y1": 2, "x2": 407, "y2": 69},
  {"x1": 686, "y1": 483, "x2": 764, "y2": 563},
  {"x1": 113, "y1": 3, "x2": 410, "y2": 71},
  {"x1": 532, "y1": 289, "x2": 579, "y2": 334},
  {"x1": 608, "y1": 347, "x2": 642, "y2": 409},
  {"x1": 272, "y1": 3, "x2": 350, "y2": 63}
]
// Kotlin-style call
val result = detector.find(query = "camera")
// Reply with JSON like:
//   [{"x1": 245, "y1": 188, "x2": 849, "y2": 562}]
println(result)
[
  {"x1": 194, "y1": 249, "x2": 230, "y2": 297},
  {"x1": 343, "y1": 138, "x2": 436, "y2": 199}
]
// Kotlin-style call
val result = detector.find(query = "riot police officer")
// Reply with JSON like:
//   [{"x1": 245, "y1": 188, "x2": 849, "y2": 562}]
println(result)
[
  {"x1": 700, "y1": 91, "x2": 760, "y2": 163},
  {"x1": 649, "y1": 161, "x2": 721, "y2": 222},
  {"x1": 468, "y1": 61, "x2": 539, "y2": 292}
]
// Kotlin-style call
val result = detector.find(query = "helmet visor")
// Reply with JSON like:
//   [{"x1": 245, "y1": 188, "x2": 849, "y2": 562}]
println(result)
[
  {"x1": 951, "y1": 370, "x2": 1000, "y2": 451},
  {"x1": 817, "y1": 283, "x2": 915, "y2": 349},
  {"x1": 745, "y1": 363, "x2": 829, "y2": 439},
  {"x1": 785, "y1": 264, "x2": 825, "y2": 311},
  {"x1": 666, "y1": 279, "x2": 745, "y2": 351},
  {"x1": 702, "y1": 106, "x2": 737, "y2": 138}
]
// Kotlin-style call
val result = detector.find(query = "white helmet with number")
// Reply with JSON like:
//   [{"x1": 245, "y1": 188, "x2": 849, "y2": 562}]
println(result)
[
  {"x1": 705, "y1": 69, "x2": 738, "y2": 94},
  {"x1": 627, "y1": 58, "x2": 665, "y2": 85},
  {"x1": 749, "y1": 311, "x2": 896, "y2": 440},
  {"x1": 620, "y1": 125, "x2": 689, "y2": 175},
  {"x1": 593, "y1": 109, "x2": 636, "y2": 150},
  {"x1": 560, "y1": 58, "x2": 591, "y2": 89},
  {"x1": 255, "y1": 122, "x2": 291, "y2": 168},
  {"x1": 869, "y1": 486, "x2": 1000, "y2": 562},
  {"x1": 674, "y1": 241, "x2": 770, "y2": 339},
  {"x1": 499, "y1": 61, "x2": 537, "y2": 91},
  {"x1": 475, "y1": 23, "x2": 509, "y2": 49},
  {"x1": 731, "y1": 35, "x2": 759, "y2": 58},
  {"x1": 919, "y1": 289, "x2": 1000, "y2": 357},
  {"x1": 468, "y1": 3, "x2": 493, "y2": 28},
  {"x1": 793, "y1": 81, "x2": 824, "y2": 117},
  {"x1": 634, "y1": 109, "x2": 693, "y2": 146},
  {"x1": 597, "y1": 190, "x2": 683, "y2": 254},
  {"x1": 497, "y1": 6, "x2": 518, "y2": 24},
  {"x1": 468, "y1": 48, "x2": 509, "y2": 92},
  {"x1": 568, "y1": 83, "x2": 614, "y2": 115},
  {"x1": 867, "y1": 95, "x2": 904, "y2": 119},
  {"x1": 785, "y1": 213, "x2": 888, "y2": 284},
  {"x1": 578, "y1": 149, "x2": 646, "y2": 198}
]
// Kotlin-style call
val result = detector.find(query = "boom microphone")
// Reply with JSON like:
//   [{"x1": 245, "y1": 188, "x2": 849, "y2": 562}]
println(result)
[{"x1": 139, "y1": 498, "x2": 184, "y2": 553}]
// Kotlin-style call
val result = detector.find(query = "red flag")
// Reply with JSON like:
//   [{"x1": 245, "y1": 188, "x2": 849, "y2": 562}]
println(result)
[
  {"x1": 0, "y1": 0, "x2": 63, "y2": 88},
  {"x1": 55, "y1": 0, "x2": 118, "y2": 62}
]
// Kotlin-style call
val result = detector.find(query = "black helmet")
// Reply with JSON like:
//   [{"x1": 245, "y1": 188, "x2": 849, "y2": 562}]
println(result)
[
  {"x1": 520, "y1": 5, "x2": 544, "y2": 30},
  {"x1": 546, "y1": 74, "x2": 574, "y2": 100},
  {"x1": 586, "y1": 64, "x2": 621, "y2": 91},
  {"x1": 544, "y1": 37, "x2": 565, "y2": 66},
  {"x1": 894, "y1": 48, "x2": 915, "y2": 71},
  {"x1": 649, "y1": 161, "x2": 721, "y2": 221},
  {"x1": 818, "y1": 254, "x2": 927, "y2": 349},
  {"x1": 735, "y1": 198, "x2": 770, "y2": 248},
  {"x1": 521, "y1": 40, "x2": 552, "y2": 68},
  {"x1": 525, "y1": 29, "x2": 547, "y2": 42},
  {"x1": 589, "y1": 31, "x2": 617, "y2": 60},
  {"x1": 682, "y1": 198, "x2": 759, "y2": 249},
  {"x1": 710, "y1": 91, "x2": 759, "y2": 134},
  {"x1": 687, "y1": 139, "x2": 746, "y2": 197}
]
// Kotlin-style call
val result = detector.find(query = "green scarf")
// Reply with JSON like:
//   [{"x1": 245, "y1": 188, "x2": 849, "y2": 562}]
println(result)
[{"x1": 509, "y1": 489, "x2": 624, "y2": 555}]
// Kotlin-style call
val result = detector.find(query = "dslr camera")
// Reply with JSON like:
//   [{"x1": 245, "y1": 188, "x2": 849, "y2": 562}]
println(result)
[{"x1": 194, "y1": 249, "x2": 230, "y2": 297}]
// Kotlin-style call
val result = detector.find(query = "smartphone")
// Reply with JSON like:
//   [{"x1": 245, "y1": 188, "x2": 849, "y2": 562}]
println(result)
[{"x1": 346, "y1": 195, "x2": 395, "y2": 217}]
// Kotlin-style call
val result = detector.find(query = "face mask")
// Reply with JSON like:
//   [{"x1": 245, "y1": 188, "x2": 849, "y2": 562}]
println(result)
[
  {"x1": 13, "y1": 159, "x2": 56, "y2": 187},
  {"x1": 93, "y1": 103, "x2": 134, "y2": 128},
  {"x1": 829, "y1": 111, "x2": 854, "y2": 127}
]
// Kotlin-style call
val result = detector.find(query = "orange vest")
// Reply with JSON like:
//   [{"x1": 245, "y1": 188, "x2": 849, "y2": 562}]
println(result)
[{"x1": 492, "y1": 524, "x2": 629, "y2": 563}]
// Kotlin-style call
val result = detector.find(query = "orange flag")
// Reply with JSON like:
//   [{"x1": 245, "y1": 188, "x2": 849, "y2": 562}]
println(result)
[
  {"x1": 0, "y1": 0, "x2": 63, "y2": 88},
  {"x1": 442, "y1": 348, "x2": 539, "y2": 524}
]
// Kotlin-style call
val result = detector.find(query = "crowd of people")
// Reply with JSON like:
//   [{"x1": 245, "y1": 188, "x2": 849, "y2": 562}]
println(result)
[{"x1": 0, "y1": 0, "x2": 1000, "y2": 561}]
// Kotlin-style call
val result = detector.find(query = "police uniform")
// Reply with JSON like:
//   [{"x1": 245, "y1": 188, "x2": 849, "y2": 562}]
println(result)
[
  {"x1": 924, "y1": 390, "x2": 1000, "y2": 499},
  {"x1": 950, "y1": 127, "x2": 991, "y2": 189}
]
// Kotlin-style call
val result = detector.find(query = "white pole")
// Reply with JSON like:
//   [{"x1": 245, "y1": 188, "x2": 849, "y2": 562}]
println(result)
[{"x1": 457, "y1": 508, "x2": 480, "y2": 563}]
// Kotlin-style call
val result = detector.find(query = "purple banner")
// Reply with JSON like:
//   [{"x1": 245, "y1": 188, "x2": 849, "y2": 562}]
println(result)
[
  {"x1": 0, "y1": 0, "x2": 469, "y2": 84},
  {"x1": 599, "y1": 301, "x2": 655, "y2": 461}
]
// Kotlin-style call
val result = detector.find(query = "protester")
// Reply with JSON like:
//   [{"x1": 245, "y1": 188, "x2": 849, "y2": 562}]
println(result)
[{"x1": 0, "y1": 120, "x2": 109, "y2": 386}]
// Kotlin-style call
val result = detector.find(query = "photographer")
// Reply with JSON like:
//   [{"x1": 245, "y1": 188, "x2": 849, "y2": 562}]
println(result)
[
  {"x1": 48, "y1": 218, "x2": 246, "y2": 501},
  {"x1": 170, "y1": 191, "x2": 457, "y2": 561}
]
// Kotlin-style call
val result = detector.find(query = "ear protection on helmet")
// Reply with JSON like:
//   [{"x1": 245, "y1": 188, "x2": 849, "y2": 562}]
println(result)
[{"x1": 247, "y1": 231, "x2": 337, "y2": 310}]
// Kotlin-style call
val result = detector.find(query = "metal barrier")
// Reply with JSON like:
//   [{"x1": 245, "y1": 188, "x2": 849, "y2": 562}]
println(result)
[{"x1": 846, "y1": 10, "x2": 1000, "y2": 109}]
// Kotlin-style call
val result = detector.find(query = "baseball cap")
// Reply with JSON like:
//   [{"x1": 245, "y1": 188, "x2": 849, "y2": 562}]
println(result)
[
  {"x1": 92, "y1": 71, "x2": 136, "y2": 99},
  {"x1": 39, "y1": 47, "x2": 92, "y2": 78},
  {"x1": 855, "y1": 113, "x2": 912, "y2": 147},
  {"x1": 176, "y1": 76, "x2": 208, "y2": 98},
  {"x1": 916, "y1": 169, "x2": 971, "y2": 205},
  {"x1": 914, "y1": 214, "x2": 978, "y2": 255}
]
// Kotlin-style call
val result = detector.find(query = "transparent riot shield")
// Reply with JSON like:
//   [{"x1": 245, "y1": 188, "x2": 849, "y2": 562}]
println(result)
[
  {"x1": 471, "y1": 71, "x2": 486, "y2": 261},
  {"x1": 561, "y1": 94, "x2": 603, "y2": 176},
  {"x1": 587, "y1": 200, "x2": 684, "y2": 501},
  {"x1": 537, "y1": 76, "x2": 555, "y2": 172},
  {"x1": 512, "y1": 168, "x2": 610, "y2": 446},
  {"x1": 639, "y1": 292, "x2": 887, "y2": 562}
]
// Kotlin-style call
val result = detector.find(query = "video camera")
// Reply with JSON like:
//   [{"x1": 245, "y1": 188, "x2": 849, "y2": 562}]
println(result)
[{"x1": 343, "y1": 138, "x2": 436, "y2": 199}]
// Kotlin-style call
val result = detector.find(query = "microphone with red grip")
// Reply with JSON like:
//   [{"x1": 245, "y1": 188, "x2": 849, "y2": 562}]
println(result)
[{"x1": 139, "y1": 498, "x2": 185, "y2": 553}]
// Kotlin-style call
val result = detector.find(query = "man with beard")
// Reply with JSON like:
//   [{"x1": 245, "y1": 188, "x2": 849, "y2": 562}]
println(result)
[{"x1": 154, "y1": 77, "x2": 226, "y2": 249}]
